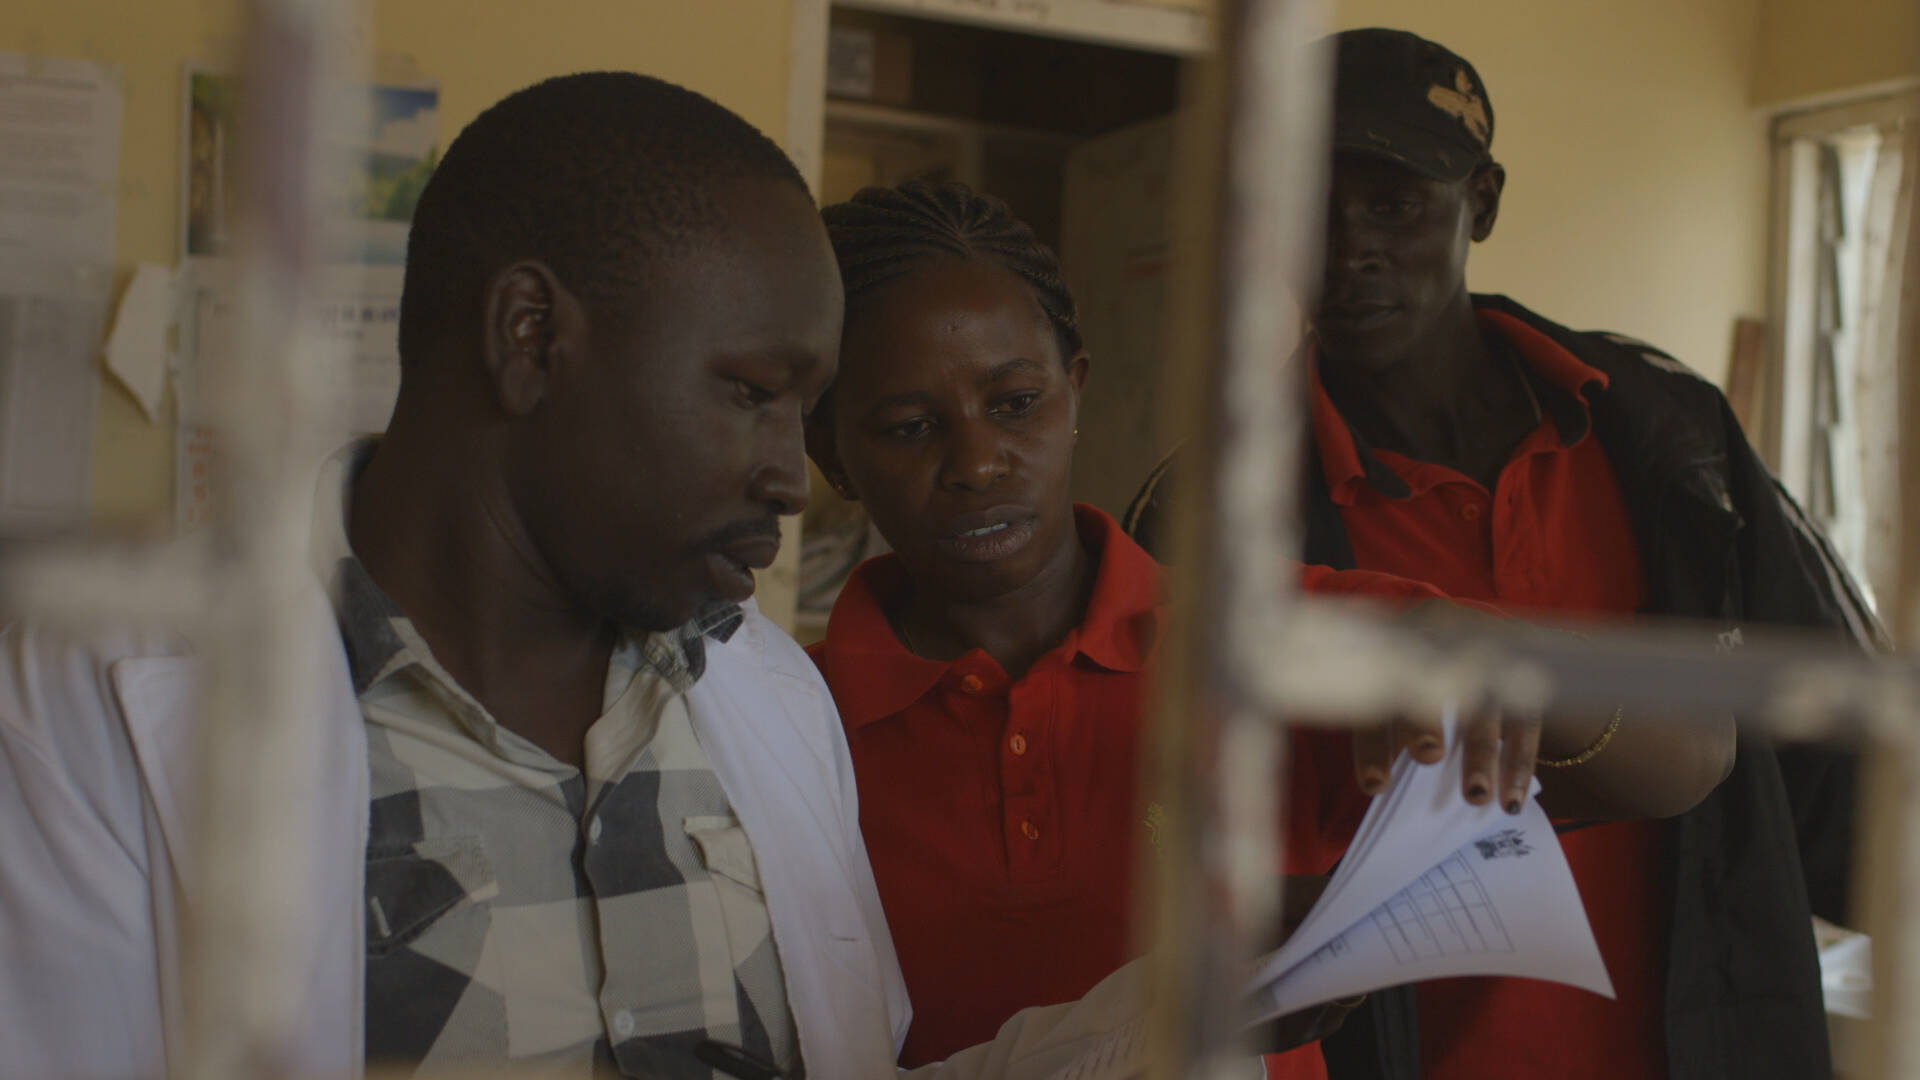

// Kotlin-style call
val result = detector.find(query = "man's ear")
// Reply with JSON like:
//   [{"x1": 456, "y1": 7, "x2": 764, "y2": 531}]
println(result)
[
  {"x1": 481, "y1": 261, "x2": 576, "y2": 417},
  {"x1": 1469, "y1": 164, "x2": 1506, "y2": 243},
  {"x1": 804, "y1": 412, "x2": 858, "y2": 502}
]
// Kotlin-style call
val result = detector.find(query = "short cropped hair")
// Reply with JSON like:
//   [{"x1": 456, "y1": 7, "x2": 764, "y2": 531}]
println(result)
[{"x1": 398, "y1": 71, "x2": 807, "y2": 365}]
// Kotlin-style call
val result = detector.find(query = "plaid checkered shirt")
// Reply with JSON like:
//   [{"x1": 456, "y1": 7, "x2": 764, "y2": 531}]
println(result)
[{"x1": 319, "y1": 447, "x2": 798, "y2": 1079}]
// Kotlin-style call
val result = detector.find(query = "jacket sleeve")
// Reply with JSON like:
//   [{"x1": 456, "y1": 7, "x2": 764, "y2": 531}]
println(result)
[
  {"x1": 0, "y1": 622, "x2": 175, "y2": 1076},
  {"x1": 1720, "y1": 398, "x2": 1881, "y2": 925},
  {"x1": 1721, "y1": 401, "x2": 1886, "y2": 649},
  {"x1": 1122, "y1": 448, "x2": 1182, "y2": 562},
  {"x1": 831, "y1": 667, "x2": 915, "y2": 1055}
]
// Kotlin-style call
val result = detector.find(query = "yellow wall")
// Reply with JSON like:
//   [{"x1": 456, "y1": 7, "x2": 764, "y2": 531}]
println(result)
[
  {"x1": 24, "y1": 0, "x2": 1913, "y2": 523},
  {"x1": 1336, "y1": 0, "x2": 1769, "y2": 385},
  {"x1": 1754, "y1": 0, "x2": 1920, "y2": 106},
  {"x1": 5, "y1": 0, "x2": 797, "y2": 526}
]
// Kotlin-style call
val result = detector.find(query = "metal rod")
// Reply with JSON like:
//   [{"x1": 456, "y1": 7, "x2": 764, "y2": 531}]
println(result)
[
  {"x1": 174, "y1": 0, "x2": 357, "y2": 1074},
  {"x1": 1858, "y1": 123, "x2": 1920, "y2": 1080},
  {"x1": 1255, "y1": 601, "x2": 1918, "y2": 739},
  {"x1": 1145, "y1": 0, "x2": 1331, "y2": 1075}
]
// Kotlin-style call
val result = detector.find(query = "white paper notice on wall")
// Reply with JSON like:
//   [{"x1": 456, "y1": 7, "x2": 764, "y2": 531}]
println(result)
[
  {"x1": 0, "y1": 260, "x2": 112, "y2": 534},
  {"x1": 175, "y1": 262, "x2": 403, "y2": 534},
  {"x1": 179, "y1": 263, "x2": 402, "y2": 434},
  {"x1": 0, "y1": 53, "x2": 120, "y2": 534},
  {"x1": 0, "y1": 52, "x2": 122, "y2": 267},
  {"x1": 103, "y1": 263, "x2": 177, "y2": 422}
]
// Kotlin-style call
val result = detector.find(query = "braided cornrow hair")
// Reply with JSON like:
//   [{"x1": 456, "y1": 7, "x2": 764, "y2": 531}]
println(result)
[{"x1": 816, "y1": 178, "x2": 1083, "y2": 424}]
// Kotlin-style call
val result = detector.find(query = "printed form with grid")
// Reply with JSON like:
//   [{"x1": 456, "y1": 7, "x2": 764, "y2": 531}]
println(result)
[
  {"x1": 1245, "y1": 708, "x2": 1612, "y2": 1020},
  {"x1": 1046, "y1": 710, "x2": 1612, "y2": 1080}
]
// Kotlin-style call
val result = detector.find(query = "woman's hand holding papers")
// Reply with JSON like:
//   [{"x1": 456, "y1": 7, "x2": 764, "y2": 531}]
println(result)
[
  {"x1": 1348, "y1": 602, "x2": 1737, "y2": 821},
  {"x1": 1353, "y1": 705, "x2": 1537, "y2": 814}
]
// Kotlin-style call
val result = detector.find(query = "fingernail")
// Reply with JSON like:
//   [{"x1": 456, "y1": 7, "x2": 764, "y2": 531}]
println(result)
[
  {"x1": 1359, "y1": 771, "x2": 1384, "y2": 794},
  {"x1": 1504, "y1": 798, "x2": 1522, "y2": 815},
  {"x1": 1414, "y1": 737, "x2": 1442, "y2": 755},
  {"x1": 1466, "y1": 778, "x2": 1489, "y2": 802}
]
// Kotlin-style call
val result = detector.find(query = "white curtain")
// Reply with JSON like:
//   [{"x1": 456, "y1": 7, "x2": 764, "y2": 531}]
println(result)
[
  {"x1": 1811, "y1": 120, "x2": 1913, "y2": 613},
  {"x1": 1849, "y1": 126, "x2": 1914, "y2": 614}
]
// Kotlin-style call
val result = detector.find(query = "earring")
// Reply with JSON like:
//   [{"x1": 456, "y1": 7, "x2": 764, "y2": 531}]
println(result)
[{"x1": 1073, "y1": 427, "x2": 1081, "y2": 439}]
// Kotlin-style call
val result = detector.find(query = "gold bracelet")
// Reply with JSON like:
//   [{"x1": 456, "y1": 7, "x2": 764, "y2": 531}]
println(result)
[{"x1": 1537, "y1": 707, "x2": 1622, "y2": 768}]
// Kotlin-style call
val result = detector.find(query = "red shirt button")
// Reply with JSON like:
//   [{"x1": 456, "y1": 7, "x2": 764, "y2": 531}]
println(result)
[
  {"x1": 959, "y1": 674, "x2": 985, "y2": 693},
  {"x1": 1009, "y1": 733, "x2": 1028, "y2": 755},
  {"x1": 1020, "y1": 819, "x2": 1041, "y2": 840},
  {"x1": 1461, "y1": 503, "x2": 1482, "y2": 521}
]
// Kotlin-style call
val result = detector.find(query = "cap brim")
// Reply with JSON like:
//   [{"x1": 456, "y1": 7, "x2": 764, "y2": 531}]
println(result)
[{"x1": 1330, "y1": 110, "x2": 1483, "y2": 182}]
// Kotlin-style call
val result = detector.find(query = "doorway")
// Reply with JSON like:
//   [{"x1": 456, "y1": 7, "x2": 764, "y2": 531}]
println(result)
[{"x1": 790, "y1": 2, "x2": 1195, "y2": 638}]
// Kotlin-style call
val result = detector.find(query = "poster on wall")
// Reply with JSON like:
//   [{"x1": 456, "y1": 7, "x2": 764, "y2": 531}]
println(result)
[
  {"x1": 174, "y1": 67, "x2": 431, "y2": 533},
  {"x1": 181, "y1": 68, "x2": 439, "y2": 265}
]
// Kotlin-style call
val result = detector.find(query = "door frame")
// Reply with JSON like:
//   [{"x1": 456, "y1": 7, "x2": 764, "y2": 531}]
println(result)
[
  {"x1": 785, "y1": 0, "x2": 1208, "y2": 194},
  {"x1": 764, "y1": 0, "x2": 1207, "y2": 631}
]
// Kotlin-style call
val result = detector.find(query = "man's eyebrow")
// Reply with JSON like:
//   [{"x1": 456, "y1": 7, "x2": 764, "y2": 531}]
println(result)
[
  {"x1": 735, "y1": 344, "x2": 822, "y2": 366},
  {"x1": 866, "y1": 390, "x2": 935, "y2": 412},
  {"x1": 713, "y1": 345, "x2": 831, "y2": 380}
]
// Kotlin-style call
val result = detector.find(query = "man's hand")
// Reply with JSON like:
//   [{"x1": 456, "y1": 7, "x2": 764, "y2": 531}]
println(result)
[
  {"x1": 1352, "y1": 704, "x2": 1540, "y2": 814},
  {"x1": 1248, "y1": 998, "x2": 1360, "y2": 1054},
  {"x1": 1248, "y1": 875, "x2": 1361, "y2": 1053}
]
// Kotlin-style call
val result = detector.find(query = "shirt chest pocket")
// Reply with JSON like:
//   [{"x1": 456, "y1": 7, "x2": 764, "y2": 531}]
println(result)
[
  {"x1": 683, "y1": 817, "x2": 773, "y2": 952},
  {"x1": 363, "y1": 835, "x2": 499, "y2": 959}
]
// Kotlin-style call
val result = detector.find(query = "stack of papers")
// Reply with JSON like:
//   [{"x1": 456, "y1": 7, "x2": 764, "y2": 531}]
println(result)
[
  {"x1": 1245, "y1": 711, "x2": 1612, "y2": 1020},
  {"x1": 1046, "y1": 712, "x2": 1613, "y2": 1080}
]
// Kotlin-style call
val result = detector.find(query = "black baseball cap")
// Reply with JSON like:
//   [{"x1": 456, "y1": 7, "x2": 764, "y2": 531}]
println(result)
[{"x1": 1328, "y1": 28, "x2": 1495, "y2": 182}]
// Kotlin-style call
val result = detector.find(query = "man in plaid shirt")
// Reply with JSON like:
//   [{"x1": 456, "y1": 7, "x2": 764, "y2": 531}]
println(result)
[{"x1": 334, "y1": 73, "x2": 837, "y2": 1077}]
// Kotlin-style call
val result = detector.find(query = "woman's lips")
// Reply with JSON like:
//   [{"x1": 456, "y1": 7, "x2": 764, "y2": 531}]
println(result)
[{"x1": 934, "y1": 508, "x2": 1038, "y2": 563}]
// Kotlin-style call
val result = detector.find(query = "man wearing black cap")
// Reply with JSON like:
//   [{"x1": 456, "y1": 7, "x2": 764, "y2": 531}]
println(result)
[{"x1": 1128, "y1": 27, "x2": 1876, "y2": 1080}]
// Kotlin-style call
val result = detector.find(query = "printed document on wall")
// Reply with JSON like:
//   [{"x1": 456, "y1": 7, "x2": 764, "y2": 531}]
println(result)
[
  {"x1": 0, "y1": 54, "x2": 120, "y2": 533},
  {"x1": 0, "y1": 259, "x2": 112, "y2": 533},
  {"x1": 0, "y1": 52, "x2": 120, "y2": 266},
  {"x1": 175, "y1": 262, "x2": 403, "y2": 534}
]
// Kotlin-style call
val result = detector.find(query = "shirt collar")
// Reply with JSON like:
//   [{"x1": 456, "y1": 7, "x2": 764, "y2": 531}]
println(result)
[
  {"x1": 1070, "y1": 504, "x2": 1166, "y2": 672},
  {"x1": 1309, "y1": 306, "x2": 1610, "y2": 505},
  {"x1": 819, "y1": 503, "x2": 1165, "y2": 731},
  {"x1": 310, "y1": 438, "x2": 739, "y2": 699},
  {"x1": 1478, "y1": 307, "x2": 1607, "y2": 445},
  {"x1": 1309, "y1": 354, "x2": 1412, "y2": 504}
]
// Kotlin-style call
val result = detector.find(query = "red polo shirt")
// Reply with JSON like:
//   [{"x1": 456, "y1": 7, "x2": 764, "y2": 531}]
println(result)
[
  {"x1": 810, "y1": 504, "x2": 1452, "y2": 1072},
  {"x1": 1309, "y1": 306, "x2": 1668, "y2": 1080}
]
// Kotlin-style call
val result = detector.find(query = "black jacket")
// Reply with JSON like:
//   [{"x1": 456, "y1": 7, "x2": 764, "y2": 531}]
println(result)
[{"x1": 1123, "y1": 294, "x2": 1880, "y2": 1080}]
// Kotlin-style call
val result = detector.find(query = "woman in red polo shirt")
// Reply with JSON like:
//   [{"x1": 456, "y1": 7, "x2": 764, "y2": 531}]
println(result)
[{"x1": 801, "y1": 179, "x2": 1456, "y2": 1074}]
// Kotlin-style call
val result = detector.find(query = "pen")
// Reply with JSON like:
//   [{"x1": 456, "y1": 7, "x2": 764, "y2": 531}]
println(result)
[{"x1": 694, "y1": 1039, "x2": 784, "y2": 1080}]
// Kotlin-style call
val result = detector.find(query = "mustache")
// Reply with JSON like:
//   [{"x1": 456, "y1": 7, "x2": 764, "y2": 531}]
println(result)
[{"x1": 692, "y1": 514, "x2": 782, "y2": 553}]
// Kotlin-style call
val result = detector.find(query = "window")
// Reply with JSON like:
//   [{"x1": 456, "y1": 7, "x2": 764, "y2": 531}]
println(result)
[{"x1": 1770, "y1": 92, "x2": 1918, "y2": 611}]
